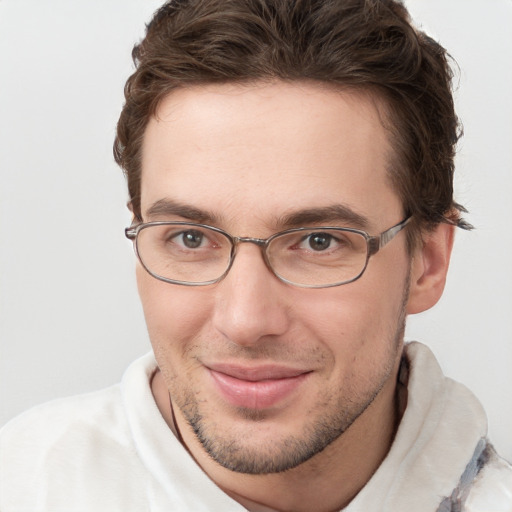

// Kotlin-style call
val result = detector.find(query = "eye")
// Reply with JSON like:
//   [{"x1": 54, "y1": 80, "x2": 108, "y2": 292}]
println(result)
[
  {"x1": 174, "y1": 229, "x2": 206, "y2": 249},
  {"x1": 290, "y1": 231, "x2": 354, "y2": 255},
  {"x1": 306, "y1": 233, "x2": 334, "y2": 251}
]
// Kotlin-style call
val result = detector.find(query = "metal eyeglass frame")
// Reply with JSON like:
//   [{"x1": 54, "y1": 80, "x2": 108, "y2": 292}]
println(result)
[{"x1": 125, "y1": 216, "x2": 412, "y2": 288}]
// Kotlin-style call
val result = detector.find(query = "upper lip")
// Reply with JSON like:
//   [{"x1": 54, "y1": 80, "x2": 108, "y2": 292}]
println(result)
[{"x1": 206, "y1": 363, "x2": 310, "y2": 381}]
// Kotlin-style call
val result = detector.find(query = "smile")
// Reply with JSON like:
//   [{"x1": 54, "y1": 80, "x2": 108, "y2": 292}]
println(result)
[{"x1": 207, "y1": 364, "x2": 311, "y2": 410}]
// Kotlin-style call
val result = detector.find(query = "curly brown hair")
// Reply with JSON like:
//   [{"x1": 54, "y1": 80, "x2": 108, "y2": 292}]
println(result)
[{"x1": 114, "y1": 0, "x2": 471, "y2": 244}]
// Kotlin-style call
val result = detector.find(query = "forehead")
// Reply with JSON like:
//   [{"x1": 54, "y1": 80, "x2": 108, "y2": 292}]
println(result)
[{"x1": 140, "y1": 81, "x2": 402, "y2": 231}]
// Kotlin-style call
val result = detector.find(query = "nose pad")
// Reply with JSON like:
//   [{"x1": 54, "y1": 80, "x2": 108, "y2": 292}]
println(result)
[{"x1": 212, "y1": 244, "x2": 290, "y2": 347}]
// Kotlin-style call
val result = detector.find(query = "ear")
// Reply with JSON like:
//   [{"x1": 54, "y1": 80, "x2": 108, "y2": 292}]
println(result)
[{"x1": 406, "y1": 223, "x2": 455, "y2": 314}]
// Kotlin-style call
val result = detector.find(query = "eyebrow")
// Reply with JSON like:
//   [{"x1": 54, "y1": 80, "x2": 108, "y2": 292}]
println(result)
[
  {"x1": 277, "y1": 205, "x2": 370, "y2": 230},
  {"x1": 145, "y1": 198, "x2": 370, "y2": 231},
  {"x1": 145, "y1": 198, "x2": 220, "y2": 224}
]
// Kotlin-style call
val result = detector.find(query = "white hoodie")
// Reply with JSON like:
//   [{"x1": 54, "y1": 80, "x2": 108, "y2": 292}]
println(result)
[{"x1": 1, "y1": 342, "x2": 511, "y2": 511}]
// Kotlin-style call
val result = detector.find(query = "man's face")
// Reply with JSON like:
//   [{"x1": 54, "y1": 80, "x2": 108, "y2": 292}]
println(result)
[{"x1": 137, "y1": 81, "x2": 411, "y2": 474}]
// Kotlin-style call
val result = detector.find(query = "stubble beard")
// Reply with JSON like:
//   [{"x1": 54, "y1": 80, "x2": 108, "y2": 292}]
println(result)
[{"x1": 171, "y1": 283, "x2": 409, "y2": 475}]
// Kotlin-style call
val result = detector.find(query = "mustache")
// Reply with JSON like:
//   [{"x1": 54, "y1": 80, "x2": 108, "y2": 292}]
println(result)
[{"x1": 185, "y1": 338, "x2": 327, "y2": 365}]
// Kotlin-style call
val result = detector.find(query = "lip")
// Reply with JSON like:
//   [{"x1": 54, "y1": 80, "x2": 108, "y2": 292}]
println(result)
[{"x1": 207, "y1": 363, "x2": 311, "y2": 410}]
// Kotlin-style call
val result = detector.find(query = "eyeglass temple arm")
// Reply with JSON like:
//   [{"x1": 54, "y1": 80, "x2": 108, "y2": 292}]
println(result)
[
  {"x1": 368, "y1": 217, "x2": 412, "y2": 256},
  {"x1": 125, "y1": 226, "x2": 137, "y2": 240}
]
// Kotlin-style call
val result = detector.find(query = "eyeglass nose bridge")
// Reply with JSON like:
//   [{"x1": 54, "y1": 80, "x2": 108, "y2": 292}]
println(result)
[
  {"x1": 233, "y1": 236, "x2": 268, "y2": 247},
  {"x1": 226, "y1": 235, "x2": 277, "y2": 278}
]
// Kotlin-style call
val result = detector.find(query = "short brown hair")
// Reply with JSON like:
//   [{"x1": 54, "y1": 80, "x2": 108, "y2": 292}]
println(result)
[{"x1": 114, "y1": 0, "x2": 470, "y2": 240}]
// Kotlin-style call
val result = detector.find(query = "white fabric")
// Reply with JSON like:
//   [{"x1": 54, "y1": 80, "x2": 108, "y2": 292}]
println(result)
[{"x1": 1, "y1": 342, "x2": 511, "y2": 511}]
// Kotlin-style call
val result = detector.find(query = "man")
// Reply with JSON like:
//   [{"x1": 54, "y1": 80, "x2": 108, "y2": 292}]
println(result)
[{"x1": 1, "y1": 0, "x2": 511, "y2": 510}]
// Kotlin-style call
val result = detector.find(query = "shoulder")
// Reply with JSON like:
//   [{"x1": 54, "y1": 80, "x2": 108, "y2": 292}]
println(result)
[
  {"x1": 0, "y1": 385, "x2": 146, "y2": 510},
  {"x1": 0, "y1": 385, "x2": 134, "y2": 470},
  {"x1": 0, "y1": 351, "x2": 158, "y2": 457},
  {"x1": 465, "y1": 448, "x2": 512, "y2": 511},
  {"x1": 0, "y1": 384, "x2": 127, "y2": 452}
]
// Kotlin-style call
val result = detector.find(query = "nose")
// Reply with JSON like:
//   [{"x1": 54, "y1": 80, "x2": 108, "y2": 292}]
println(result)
[{"x1": 212, "y1": 243, "x2": 290, "y2": 347}]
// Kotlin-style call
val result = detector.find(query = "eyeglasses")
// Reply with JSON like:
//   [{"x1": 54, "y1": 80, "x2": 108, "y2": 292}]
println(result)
[{"x1": 125, "y1": 217, "x2": 411, "y2": 288}]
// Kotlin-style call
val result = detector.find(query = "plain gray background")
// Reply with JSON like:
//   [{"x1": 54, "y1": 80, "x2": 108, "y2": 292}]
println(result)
[{"x1": 1, "y1": 0, "x2": 511, "y2": 462}]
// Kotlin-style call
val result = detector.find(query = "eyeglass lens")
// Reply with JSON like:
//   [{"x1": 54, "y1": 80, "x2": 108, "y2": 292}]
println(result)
[{"x1": 135, "y1": 223, "x2": 369, "y2": 287}]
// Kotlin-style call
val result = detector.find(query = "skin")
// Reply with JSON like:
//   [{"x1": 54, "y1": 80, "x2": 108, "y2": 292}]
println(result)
[{"x1": 137, "y1": 81, "x2": 454, "y2": 511}]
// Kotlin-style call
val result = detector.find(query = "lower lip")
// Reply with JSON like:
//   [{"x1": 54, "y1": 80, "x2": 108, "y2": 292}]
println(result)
[{"x1": 208, "y1": 369, "x2": 309, "y2": 409}]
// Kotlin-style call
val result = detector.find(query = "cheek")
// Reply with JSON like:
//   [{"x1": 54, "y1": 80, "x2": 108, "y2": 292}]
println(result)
[
  {"x1": 290, "y1": 265, "x2": 408, "y2": 359},
  {"x1": 293, "y1": 286, "x2": 391, "y2": 337},
  {"x1": 136, "y1": 265, "x2": 212, "y2": 348}
]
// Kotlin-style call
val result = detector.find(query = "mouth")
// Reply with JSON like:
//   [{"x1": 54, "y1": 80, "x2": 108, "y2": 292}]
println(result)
[{"x1": 206, "y1": 363, "x2": 311, "y2": 410}]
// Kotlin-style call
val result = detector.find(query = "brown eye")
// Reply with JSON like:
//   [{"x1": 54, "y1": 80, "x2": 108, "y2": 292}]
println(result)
[{"x1": 308, "y1": 233, "x2": 332, "y2": 251}]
